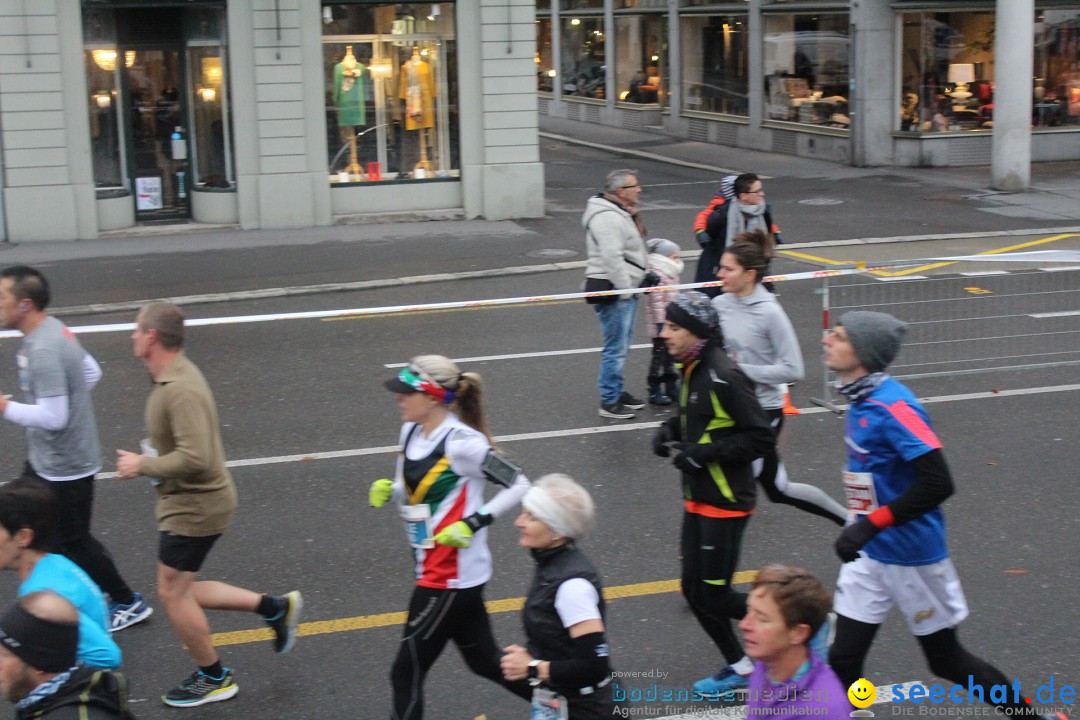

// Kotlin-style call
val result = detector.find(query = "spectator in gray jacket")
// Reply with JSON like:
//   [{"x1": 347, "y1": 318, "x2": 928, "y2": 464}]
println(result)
[{"x1": 582, "y1": 169, "x2": 649, "y2": 419}]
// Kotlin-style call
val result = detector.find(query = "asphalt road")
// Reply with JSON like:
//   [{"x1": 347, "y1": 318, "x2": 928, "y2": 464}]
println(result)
[{"x1": 0, "y1": 143, "x2": 1076, "y2": 720}]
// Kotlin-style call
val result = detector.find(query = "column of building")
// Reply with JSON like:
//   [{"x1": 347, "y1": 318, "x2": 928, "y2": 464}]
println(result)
[
  {"x1": 0, "y1": 0, "x2": 96, "y2": 241},
  {"x1": 229, "y1": 0, "x2": 332, "y2": 230}
]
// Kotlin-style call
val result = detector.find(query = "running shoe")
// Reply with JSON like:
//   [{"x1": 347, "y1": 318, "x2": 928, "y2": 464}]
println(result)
[
  {"x1": 108, "y1": 592, "x2": 153, "y2": 632},
  {"x1": 809, "y1": 611, "x2": 836, "y2": 660},
  {"x1": 619, "y1": 391, "x2": 646, "y2": 409},
  {"x1": 599, "y1": 402, "x2": 635, "y2": 419},
  {"x1": 692, "y1": 665, "x2": 750, "y2": 697},
  {"x1": 162, "y1": 669, "x2": 238, "y2": 707},
  {"x1": 266, "y1": 590, "x2": 303, "y2": 654}
]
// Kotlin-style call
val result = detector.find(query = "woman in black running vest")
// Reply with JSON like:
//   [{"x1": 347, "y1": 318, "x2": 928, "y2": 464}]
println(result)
[
  {"x1": 501, "y1": 474, "x2": 614, "y2": 720},
  {"x1": 370, "y1": 355, "x2": 531, "y2": 720}
]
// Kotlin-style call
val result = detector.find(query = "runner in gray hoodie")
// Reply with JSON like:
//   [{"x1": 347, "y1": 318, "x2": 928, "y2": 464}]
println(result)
[{"x1": 712, "y1": 230, "x2": 846, "y2": 525}]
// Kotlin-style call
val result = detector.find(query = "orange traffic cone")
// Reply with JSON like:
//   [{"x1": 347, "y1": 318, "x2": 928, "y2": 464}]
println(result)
[{"x1": 781, "y1": 384, "x2": 800, "y2": 415}]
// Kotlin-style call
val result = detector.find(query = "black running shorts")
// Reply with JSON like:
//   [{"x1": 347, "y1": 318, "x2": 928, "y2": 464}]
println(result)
[{"x1": 158, "y1": 531, "x2": 221, "y2": 572}]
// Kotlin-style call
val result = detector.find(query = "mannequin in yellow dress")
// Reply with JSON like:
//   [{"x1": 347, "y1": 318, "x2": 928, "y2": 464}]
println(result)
[{"x1": 399, "y1": 46, "x2": 436, "y2": 174}]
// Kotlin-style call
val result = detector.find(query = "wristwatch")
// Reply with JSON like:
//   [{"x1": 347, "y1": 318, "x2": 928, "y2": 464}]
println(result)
[{"x1": 527, "y1": 659, "x2": 542, "y2": 686}]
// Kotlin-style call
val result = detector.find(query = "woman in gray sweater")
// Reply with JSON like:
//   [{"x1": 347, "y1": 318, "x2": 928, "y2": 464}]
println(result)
[{"x1": 711, "y1": 230, "x2": 846, "y2": 525}]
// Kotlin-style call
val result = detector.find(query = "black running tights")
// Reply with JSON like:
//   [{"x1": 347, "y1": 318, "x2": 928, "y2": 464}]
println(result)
[
  {"x1": 830, "y1": 614, "x2": 1032, "y2": 713},
  {"x1": 390, "y1": 584, "x2": 529, "y2": 720},
  {"x1": 680, "y1": 512, "x2": 749, "y2": 665}
]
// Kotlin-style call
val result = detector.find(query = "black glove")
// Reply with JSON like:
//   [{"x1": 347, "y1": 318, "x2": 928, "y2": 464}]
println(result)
[
  {"x1": 653, "y1": 425, "x2": 675, "y2": 458},
  {"x1": 696, "y1": 231, "x2": 711, "y2": 247},
  {"x1": 834, "y1": 518, "x2": 882, "y2": 563},
  {"x1": 672, "y1": 442, "x2": 711, "y2": 473},
  {"x1": 640, "y1": 271, "x2": 661, "y2": 288}
]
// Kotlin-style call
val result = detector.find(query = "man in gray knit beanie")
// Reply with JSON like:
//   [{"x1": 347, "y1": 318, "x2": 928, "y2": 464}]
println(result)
[{"x1": 838, "y1": 311, "x2": 908, "y2": 374}]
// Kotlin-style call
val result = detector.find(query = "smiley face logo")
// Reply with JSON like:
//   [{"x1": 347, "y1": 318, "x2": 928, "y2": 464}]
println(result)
[{"x1": 848, "y1": 678, "x2": 876, "y2": 708}]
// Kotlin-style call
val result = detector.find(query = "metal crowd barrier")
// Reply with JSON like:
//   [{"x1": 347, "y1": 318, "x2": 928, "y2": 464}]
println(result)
[{"x1": 809, "y1": 261, "x2": 1080, "y2": 412}]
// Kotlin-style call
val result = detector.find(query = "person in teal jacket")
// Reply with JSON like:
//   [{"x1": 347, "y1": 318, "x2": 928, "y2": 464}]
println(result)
[{"x1": 0, "y1": 479, "x2": 120, "y2": 670}]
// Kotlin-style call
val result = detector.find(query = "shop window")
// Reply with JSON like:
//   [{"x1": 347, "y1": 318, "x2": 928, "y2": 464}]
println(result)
[
  {"x1": 681, "y1": 14, "x2": 748, "y2": 116},
  {"x1": 323, "y1": 3, "x2": 458, "y2": 182},
  {"x1": 615, "y1": 15, "x2": 666, "y2": 106},
  {"x1": 561, "y1": 16, "x2": 606, "y2": 99},
  {"x1": 85, "y1": 49, "x2": 126, "y2": 190},
  {"x1": 1034, "y1": 10, "x2": 1080, "y2": 128},
  {"x1": 188, "y1": 46, "x2": 232, "y2": 187},
  {"x1": 763, "y1": 13, "x2": 850, "y2": 129},
  {"x1": 537, "y1": 18, "x2": 555, "y2": 92},
  {"x1": 898, "y1": 12, "x2": 995, "y2": 133},
  {"x1": 562, "y1": 0, "x2": 604, "y2": 10}
]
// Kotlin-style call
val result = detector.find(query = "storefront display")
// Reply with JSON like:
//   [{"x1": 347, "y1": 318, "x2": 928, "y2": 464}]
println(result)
[
  {"x1": 322, "y1": 3, "x2": 458, "y2": 183},
  {"x1": 899, "y1": 9, "x2": 1080, "y2": 134},
  {"x1": 763, "y1": 12, "x2": 850, "y2": 128},
  {"x1": 680, "y1": 14, "x2": 748, "y2": 116},
  {"x1": 561, "y1": 15, "x2": 606, "y2": 98},
  {"x1": 615, "y1": 14, "x2": 666, "y2": 105}
]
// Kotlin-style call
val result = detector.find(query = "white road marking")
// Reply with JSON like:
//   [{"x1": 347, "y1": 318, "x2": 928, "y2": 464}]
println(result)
[
  {"x1": 95, "y1": 384, "x2": 1080, "y2": 479},
  {"x1": 1029, "y1": 311, "x2": 1080, "y2": 318}
]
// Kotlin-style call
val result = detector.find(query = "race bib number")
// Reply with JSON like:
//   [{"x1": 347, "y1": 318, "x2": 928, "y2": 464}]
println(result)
[
  {"x1": 400, "y1": 504, "x2": 434, "y2": 549},
  {"x1": 531, "y1": 688, "x2": 569, "y2": 720},
  {"x1": 842, "y1": 471, "x2": 879, "y2": 516}
]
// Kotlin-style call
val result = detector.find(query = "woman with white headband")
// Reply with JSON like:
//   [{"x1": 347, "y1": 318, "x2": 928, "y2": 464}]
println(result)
[
  {"x1": 370, "y1": 354, "x2": 531, "y2": 720},
  {"x1": 501, "y1": 474, "x2": 613, "y2": 719}
]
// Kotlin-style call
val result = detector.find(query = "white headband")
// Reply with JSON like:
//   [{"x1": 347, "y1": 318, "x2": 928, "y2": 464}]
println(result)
[{"x1": 522, "y1": 486, "x2": 573, "y2": 539}]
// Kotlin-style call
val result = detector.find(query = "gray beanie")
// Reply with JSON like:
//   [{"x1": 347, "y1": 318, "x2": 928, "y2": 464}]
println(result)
[
  {"x1": 647, "y1": 237, "x2": 680, "y2": 257},
  {"x1": 840, "y1": 311, "x2": 908, "y2": 373},
  {"x1": 665, "y1": 291, "x2": 720, "y2": 340}
]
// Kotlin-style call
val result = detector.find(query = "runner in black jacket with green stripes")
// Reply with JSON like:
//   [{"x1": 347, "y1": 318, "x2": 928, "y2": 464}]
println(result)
[{"x1": 652, "y1": 291, "x2": 774, "y2": 697}]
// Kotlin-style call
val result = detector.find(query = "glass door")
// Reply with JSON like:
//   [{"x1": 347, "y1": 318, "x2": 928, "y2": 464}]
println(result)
[{"x1": 122, "y1": 47, "x2": 191, "y2": 220}]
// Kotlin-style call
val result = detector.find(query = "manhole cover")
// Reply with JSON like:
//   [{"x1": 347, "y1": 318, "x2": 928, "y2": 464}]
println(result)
[
  {"x1": 527, "y1": 248, "x2": 579, "y2": 259},
  {"x1": 798, "y1": 198, "x2": 845, "y2": 206}
]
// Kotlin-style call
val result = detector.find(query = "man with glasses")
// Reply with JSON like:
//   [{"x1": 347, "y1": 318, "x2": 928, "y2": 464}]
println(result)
[
  {"x1": 694, "y1": 173, "x2": 782, "y2": 298},
  {"x1": 582, "y1": 169, "x2": 650, "y2": 419}
]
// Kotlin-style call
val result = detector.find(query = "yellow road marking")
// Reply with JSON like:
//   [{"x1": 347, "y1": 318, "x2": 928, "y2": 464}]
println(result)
[
  {"x1": 210, "y1": 571, "x2": 759, "y2": 647},
  {"x1": 874, "y1": 233, "x2": 1079, "y2": 277},
  {"x1": 779, "y1": 234, "x2": 1080, "y2": 277},
  {"x1": 777, "y1": 250, "x2": 854, "y2": 266},
  {"x1": 322, "y1": 299, "x2": 579, "y2": 321}
]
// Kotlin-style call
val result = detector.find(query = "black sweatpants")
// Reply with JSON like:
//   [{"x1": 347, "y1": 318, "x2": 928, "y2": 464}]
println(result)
[
  {"x1": 680, "y1": 512, "x2": 749, "y2": 665},
  {"x1": 390, "y1": 583, "x2": 529, "y2": 720},
  {"x1": 21, "y1": 466, "x2": 134, "y2": 603},
  {"x1": 830, "y1": 615, "x2": 1035, "y2": 713}
]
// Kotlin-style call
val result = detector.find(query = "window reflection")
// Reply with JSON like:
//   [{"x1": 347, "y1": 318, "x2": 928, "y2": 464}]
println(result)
[
  {"x1": 681, "y1": 15, "x2": 748, "y2": 116},
  {"x1": 764, "y1": 13, "x2": 850, "y2": 129},
  {"x1": 561, "y1": 16, "x2": 606, "y2": 98},
  {"x1": 615, "y1": 15, "x2": 666, "y2": 106}
]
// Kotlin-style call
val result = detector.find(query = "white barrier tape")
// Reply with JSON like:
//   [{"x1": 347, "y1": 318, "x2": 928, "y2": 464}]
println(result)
[{"x1": 1, "y1": 251, "x2": 1077, "y2": 339}]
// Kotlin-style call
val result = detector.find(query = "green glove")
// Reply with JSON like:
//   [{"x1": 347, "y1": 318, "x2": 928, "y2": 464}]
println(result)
[
  {"x1": 434, "y1": 521, "x2": 475, "y2": 548},
  {"x1": 369, "y1": 478, "x2": 393, "y2": 508}
]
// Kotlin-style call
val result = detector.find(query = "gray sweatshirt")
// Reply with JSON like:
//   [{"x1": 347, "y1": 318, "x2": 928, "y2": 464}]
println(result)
[{"x1": 712, "y1": 283, "x2": 804, "y2": 410}]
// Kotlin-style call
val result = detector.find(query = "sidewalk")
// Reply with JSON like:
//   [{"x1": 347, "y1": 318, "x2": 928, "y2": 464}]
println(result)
[
  {"x1": 3, "y1": 116, "x2": 1079, "y2": 317},
  {"x1": 539, "y1": 115, "x2": 1080, "y2": 222}
]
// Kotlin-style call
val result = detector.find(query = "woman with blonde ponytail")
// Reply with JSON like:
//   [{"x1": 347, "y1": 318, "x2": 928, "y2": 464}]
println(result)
[{"x1": 370, "y1": 354, "x2": 531, "y2": 720}]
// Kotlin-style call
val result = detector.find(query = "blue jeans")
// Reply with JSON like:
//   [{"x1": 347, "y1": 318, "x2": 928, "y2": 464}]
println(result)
[{"x1": 594, "y1": 296, "x2": 638, "y2": 405}]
